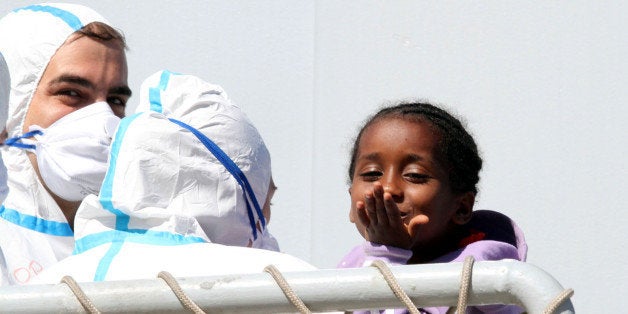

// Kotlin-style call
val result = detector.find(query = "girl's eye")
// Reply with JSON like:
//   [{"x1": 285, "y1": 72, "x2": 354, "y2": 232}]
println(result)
[
  {"x1": 359, "y1": 171, "x2": 382, "y2": 181},
  {"x1": 405, "y1": 172, "x2": 429, "y2": 183}
]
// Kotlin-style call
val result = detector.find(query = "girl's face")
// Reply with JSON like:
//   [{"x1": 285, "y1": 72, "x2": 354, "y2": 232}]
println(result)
[{"x1": 349, "y1": 118, "x2": 471, "y2": 250}]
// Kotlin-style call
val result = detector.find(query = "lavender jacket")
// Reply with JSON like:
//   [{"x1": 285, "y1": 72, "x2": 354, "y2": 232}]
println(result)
[{"x1": 338, "y1": 210, "x2": 528, "y2": 314}]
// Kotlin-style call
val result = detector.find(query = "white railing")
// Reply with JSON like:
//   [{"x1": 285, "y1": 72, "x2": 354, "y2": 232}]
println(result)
[{"x1": 0, "y1": 260, "x2": 574, "y2": 313}]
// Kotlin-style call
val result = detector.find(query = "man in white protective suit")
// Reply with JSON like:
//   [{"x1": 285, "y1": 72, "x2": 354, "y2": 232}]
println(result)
[
  {"x1": 0, "y1": 53, "x2": 9, "y2": 202},
  {"x1": 0, "y1": 3, "x2": 130, "y2": 285},
  {"x1": 34, "y1": 70, "x2": 315, "y2": 283}
]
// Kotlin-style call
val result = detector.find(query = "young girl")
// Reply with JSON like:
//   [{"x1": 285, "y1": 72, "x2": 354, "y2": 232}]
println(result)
[{"x1": 338, "y1": 102, "x2": 527, "y2": 313}]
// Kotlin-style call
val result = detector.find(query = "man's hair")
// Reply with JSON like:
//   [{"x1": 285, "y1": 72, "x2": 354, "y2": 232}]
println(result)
[{"x1": 71, "y1": 21, "x2": 127, "y2": 50}]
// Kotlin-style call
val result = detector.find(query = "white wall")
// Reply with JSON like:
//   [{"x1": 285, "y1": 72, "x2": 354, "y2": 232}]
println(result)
[{"x1": 2, "y1": 1, "x2": 626, "y2": 312}]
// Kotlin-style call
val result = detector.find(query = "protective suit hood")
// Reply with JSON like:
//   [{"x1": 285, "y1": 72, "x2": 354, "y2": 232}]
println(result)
[
  {"x1": 0, "y1": 3, "x2": 113, "y2": 286},
  {"x1": 0, "y1": 3, "x2": 109, "y2": 137},
  {"x1": 49, "y1": 71, "x2": 285, "y2": 282},
  {"x1": 73, "y1": 70, "x2": 275, "y2": 252}
]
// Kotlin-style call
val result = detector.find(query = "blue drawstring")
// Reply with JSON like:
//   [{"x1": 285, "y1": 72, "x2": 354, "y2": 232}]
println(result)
[
  {"x1": 168, "y1": 118, "x2": 266, "y2": 240},
  {"x1": 3, "y1": 130, "x2": 43, "y2": 150}
]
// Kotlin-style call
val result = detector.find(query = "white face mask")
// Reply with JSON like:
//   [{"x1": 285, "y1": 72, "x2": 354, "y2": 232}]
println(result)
[{"x1": 8, "y1": 102, "x2": 120, "y2": 201}]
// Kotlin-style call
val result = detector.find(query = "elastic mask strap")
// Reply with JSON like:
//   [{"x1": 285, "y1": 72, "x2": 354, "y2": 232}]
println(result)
[
  {"x1": 3, "y1": 130, "x2": 43, "y2": 150},
  {"x1": 168, "y1": 118, "x2": 266, "y2": 240}
]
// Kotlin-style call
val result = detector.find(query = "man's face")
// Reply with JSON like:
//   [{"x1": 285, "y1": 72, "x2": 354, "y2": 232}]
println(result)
[{"x1": 22, "y1": 34, "x2": 130, "y2": 133}]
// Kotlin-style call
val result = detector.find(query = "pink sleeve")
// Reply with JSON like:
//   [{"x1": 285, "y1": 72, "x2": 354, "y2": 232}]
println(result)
[
  {"x1": 424, "y1": 240, "x2": 524, "y2": 314},
  {"x1": 337, "y1": 241, "x2": 412, "y2": 268},
  {"x1": 431, "y1": 240, "x2": 521, "y2": 263}
]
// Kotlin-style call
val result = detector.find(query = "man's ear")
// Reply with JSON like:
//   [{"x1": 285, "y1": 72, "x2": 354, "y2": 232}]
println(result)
[{"x1": 452, "y1": 191, "x2": 475, "y2": 225}]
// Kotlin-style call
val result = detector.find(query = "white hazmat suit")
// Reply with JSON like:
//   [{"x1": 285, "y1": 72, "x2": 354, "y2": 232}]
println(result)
[
  {"x1": 0, "y1": 53, "x2": 10, "y2": 203},
  {"x1": 0, "y1": 3, "x2": 114, "y2": 286},
  {"x1": 35, "y1": 70, "x2": 314, "y2": 283}
]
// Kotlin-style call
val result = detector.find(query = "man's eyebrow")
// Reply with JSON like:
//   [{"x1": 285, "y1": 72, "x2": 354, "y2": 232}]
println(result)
[
  {"x1": 49, "y1": 75, "x2": 132, "y2": 97},
  {"x1": 110, "y1": 85, "x2": 132, "y2": 97},
  {"x1": 49, "y1": 75, "x2": 93, "y2": 89}
]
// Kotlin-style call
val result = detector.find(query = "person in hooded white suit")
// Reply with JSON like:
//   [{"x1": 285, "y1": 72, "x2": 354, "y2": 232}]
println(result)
[
  {"x1": 0, "y1": 3, "x2": 129, "y2": 286},
  {"x1": 0, "y1": 53, "x2": 9, "y2": 202},
  {"x1": 34, "y1": 70, "x2": 314, "y2": 283}
]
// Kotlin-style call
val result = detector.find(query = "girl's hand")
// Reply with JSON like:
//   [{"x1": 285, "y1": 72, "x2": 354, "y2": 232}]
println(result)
[{"x1": 356, "y1": 182, "x2": 428, "y2": 249}]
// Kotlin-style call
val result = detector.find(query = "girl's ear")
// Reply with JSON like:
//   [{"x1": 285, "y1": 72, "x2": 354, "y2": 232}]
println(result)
[{"x1": 452, "y1": 192, "x2": 475, "y2": 225}]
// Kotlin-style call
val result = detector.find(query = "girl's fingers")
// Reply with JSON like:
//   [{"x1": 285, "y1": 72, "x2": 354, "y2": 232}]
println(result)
[
  {"x1": 407, "y1": 214, "x2": 429, "y2": 237},
  {"x1": 383, "y1": 192, "x2": 402, "y2": 226},
  {"x1": 372, "y1": 183, "x2": 388, "y2": 226},
  {"x1": 364, "y1": 192, "x2": 377, "y2": 225},
  {"x1": 410, "y1": 214, "x2": 429, "y2": 226},
  {"x1": 356, "y1": 201, "x2": 371, "y2": 227}
]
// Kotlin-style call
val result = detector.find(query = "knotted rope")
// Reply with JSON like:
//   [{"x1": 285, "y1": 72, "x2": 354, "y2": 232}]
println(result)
[
  {"x1": 372, "y1": 256, "x2": 475, "y2": 314},
  {"x1": 452, "y1": 255, "x2": 475, "y2": 313},
  {"x1": 264, "y1": 264, "x2": 312, "y2": 314},
  {"x1": 57, "y1": 261, "x2": 573, "y2": 314},
  {"x1": 371, "y1": 259, "x2": 421, "y2": 314},
  {"x1": 60, "y1": 275, "x2": 101, "y2": 314},
  {"x1": 158, "y1": 271, "x2": 206, "y2": 314},
  {"x1": 543, "y1": 288, "x2": 575, "y2": 314}
]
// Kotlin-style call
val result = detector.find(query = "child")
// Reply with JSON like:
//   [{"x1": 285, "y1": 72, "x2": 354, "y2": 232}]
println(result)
[
  {"x1": 338, "y1": 102, "x2": 527, "y2": 313},
  {"x1": 34, "y1": 70, "x2": 314, "y2": 283}
]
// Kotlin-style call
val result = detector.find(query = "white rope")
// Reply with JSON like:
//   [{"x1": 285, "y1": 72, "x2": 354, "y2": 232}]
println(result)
[
  {"x1": 60, "y1": 275, "x2": 101, "y2": 314},
  {"x1": 264, "y1": 264, "x2": 312, "y2": 314},
  {"x1": 455, "y1": 256, "x2": 475, "y2": 313},
  {"x1": 370, "y1": 260, "x2": 421, "y2": 314},
  {"x1": 543, "y1": 288, "x2": 574, "y2": 314},
  {"x1": 158, "y1": 271, "x2": 206, "y2": 314},
  {"x1": 371, "y1": 257, "x2": 475, "y2": 314},
  {"x1": 52, "y1": 260, "x2": 570, "y2": 314}
]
